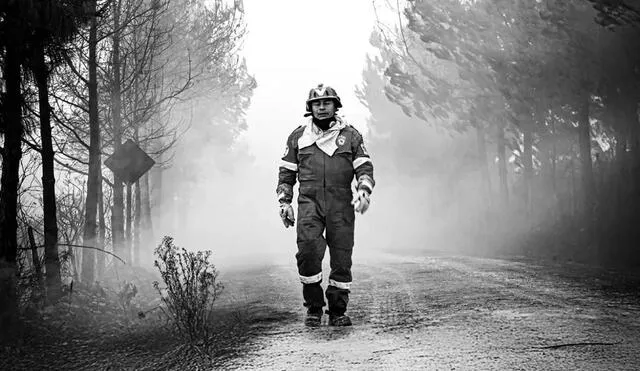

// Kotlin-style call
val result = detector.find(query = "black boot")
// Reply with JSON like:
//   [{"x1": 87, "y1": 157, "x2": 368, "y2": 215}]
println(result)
[
  {"x1": 305, "y1": 307, "x2": 323, "y2": 327},
  {"x1": 326, "y1": 310, "x2": 352, "y2": 326}
]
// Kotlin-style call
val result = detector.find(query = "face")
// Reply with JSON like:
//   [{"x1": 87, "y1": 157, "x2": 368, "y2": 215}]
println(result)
[{"x1": 311, "y1": 99, "x2": 336, "y2": 120}]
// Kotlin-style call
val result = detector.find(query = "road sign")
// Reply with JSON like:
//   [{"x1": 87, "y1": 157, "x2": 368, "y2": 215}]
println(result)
[{"x1": 104, "y1": 139, "x2": 155, "y2": 185}]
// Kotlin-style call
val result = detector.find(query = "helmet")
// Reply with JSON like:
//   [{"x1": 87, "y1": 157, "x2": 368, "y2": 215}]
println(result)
[{"x1": 305, "y1": 83, "x2": 342, "y2": 112}]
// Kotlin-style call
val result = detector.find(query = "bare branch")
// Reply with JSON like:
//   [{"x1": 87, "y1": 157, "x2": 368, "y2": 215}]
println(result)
[
  {"x1": 18, "y1": 243, "x2": 126, "y2": 265},
  {"x1": 51, "y1": 110, "x2": 91, "y2": 150},
  {"x1": 63, "y1": 53, "x2": 90, "y2": 86}
]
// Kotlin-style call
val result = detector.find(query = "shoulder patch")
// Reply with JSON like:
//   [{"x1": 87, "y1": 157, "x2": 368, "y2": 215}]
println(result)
[
  {"x1": 288, "y1": 125, "x2": 306, "y2": 141},
  {"x1": 360, "y1": 142, "x2": 369, "y2": 155},
  {"x1": 343, "y1": 125, "x2": 363, "y2": 141},
  {"x1": 286, "y1": 125, "x2": 306, "y2": 151}
]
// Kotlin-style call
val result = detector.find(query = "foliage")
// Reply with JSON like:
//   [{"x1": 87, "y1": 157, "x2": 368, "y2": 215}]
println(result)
[
  {"x1": 1, "y1": 0, "x2": 254, "y2": 290},
  {"x1": 152, "y1": 236, "x2": 223, "y2": 343},
  {"x1": 367, "y1": 0, "x2": 640, "y2": 267}
]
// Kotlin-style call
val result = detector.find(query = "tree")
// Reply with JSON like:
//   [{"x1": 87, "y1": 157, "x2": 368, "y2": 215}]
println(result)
[
  {"x1": 42, "y1": 0, "x2": 250, "y2": 272},
  {"x1": 367, "y1": 0, "x2": 640, "y2": 265},
  {"x1": 102, "y1": 0, "x2": 249, "y2": 263},
  {"x1": 0, "y1": 0, "x2": 91, "y2": 320},
  {"x1": 28, "y1": 0, "x2": 91, "y2": 302},
  {"x1": 0, "y1": 1, "x2": 27, "y2": 271},
  {"x1": 81, "y1": 0, "x2": 101, "y2": 284}
]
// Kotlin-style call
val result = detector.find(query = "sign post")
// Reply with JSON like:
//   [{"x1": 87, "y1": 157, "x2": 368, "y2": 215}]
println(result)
[
  {"x1": 104, "y1": 139, "x2": 156, "y2": 185},
  {"x1": 104, "y1": 139, "x2": 156, "y2": 265}
]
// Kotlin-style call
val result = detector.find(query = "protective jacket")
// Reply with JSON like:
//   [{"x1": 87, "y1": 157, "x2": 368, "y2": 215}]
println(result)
[{"x1": 276, "y1": 115, "x2": 375, "y2": 315}]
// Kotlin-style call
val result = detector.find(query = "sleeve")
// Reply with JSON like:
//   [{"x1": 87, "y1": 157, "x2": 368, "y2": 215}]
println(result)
[
  {"x1": 276, "y1": 130, "x2": 299, "y2": 204},
  {"x1": 352, "y1": 130, "x2": 375, "y2": 194}
]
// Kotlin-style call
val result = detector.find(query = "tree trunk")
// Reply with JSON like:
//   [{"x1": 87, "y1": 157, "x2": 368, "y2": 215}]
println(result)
[
  {"x1": 614, "y1": 127, "x2": 628, "y2": 222},
  {"x1": 622, "y1": 96, "x2": 639, "y2": 254},
  {"x1": 0, "y1": 13, "x2": 21, "y2": 333},
  {"x1": 522, "y1": 126, "x2": 534, "y2": 217},
  {"x1": 0, "y1": 43, "x2": 23, "y2": 272},
  {"x1": 0, "y1": 259, "x2": 17, "y2": 343},
  {"x1": 81, "y1": 1, "x2": 100, "y2": 284},
  {"x1": 126, "y1": 182, "x2": 133, "y2": 264},
  {"x1": 577, "y1": 96, "x2": 596, "y2": 260},
  {"x1": 68, "y1": 245, "x2": 79, "y2": 282},
  {"x1": 476, "y1": 123, "x2": 492, "y2": 207},
  {"x1": 97, "y1": 182, "x2": 106, "y2": 279},
  {"x1": 550, "y1": 118, "x2": 559, "y2": 222},
  {"x1": 111, "y1": 0, "x2": 126, "y2": 262},
  {"x1": 131, "y1": 33, "x2": 142, "y2": 266},
  {"x1": 134, "y1": 180, "x2": 141, "y2": 266},
  {"x1": 496, "y1": 121, "x2": 509, "y2": 207},
  {"x1": 35, "y1": 45, "x2": 62, "y2": 303},
  {"x1": 141, "y1": 171, "x2": 153, "y2": 255},
  {"x1": 0, "y1": 46, "x2": 20, "y2": 316},
  {"x1": 28, "y1": 226, "x2": 43, "y2": 302},
  {"x1": 550, "y1": 120, "x2": 557, "y2": 195},
  {"x1": 569, "y1": 153, "x2": 577, "y2": 218},
  {"x1": 150, "y1": 150, "x2": 162, "y2": 236},
  {"x1": 577, "y1": 98, "x2": 595, "y2": 221},
  {"x1": 28, "y1": 227, "x2": 42, "y2": 286}
]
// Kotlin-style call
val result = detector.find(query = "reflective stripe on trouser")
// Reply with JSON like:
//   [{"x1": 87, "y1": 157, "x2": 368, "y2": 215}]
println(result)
[
  {"x1": 295, "y1": 185, "x2": 354, "y2": 315},
  {"x1": 299, "y1": 272, "x2": 322, "y2": 284}
]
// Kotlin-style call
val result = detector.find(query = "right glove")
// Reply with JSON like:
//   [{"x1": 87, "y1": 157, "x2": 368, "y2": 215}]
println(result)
[
  {"x1": 279, "y1": 203, "x2": 295, "y2": 228},
  {"x1": 351, "y1": 189, "x2": 371, "y2": 214}
]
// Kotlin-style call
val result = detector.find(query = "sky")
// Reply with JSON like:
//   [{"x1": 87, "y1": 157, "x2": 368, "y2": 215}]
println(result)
[{"x1": 241, "y1": 0, "x2": 377, "y2": 167}]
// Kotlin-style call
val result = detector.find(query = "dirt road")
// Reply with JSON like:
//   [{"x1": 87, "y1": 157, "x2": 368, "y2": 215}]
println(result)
[{"x1": 214, "y1": 251, "x2": 640, "y2": 370}]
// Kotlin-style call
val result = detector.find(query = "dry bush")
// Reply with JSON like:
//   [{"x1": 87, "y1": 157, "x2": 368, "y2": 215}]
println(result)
[{"x1": 153, "y1": 236, "x2": 224, "y2": 343}]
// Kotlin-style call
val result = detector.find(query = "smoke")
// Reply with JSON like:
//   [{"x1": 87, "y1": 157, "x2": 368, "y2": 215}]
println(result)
[{"x1": 137, "y1": 0, "x2": 529, "y2": 274}]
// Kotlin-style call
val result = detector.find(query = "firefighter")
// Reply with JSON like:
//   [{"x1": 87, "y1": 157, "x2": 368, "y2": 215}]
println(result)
[{"x1": 276, "y1": 84, "x2": 375, "y2": 327}]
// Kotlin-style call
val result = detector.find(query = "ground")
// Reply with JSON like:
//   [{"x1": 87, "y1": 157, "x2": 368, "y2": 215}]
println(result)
[{"x1": 3, "y1": 250, "x2": 640, "y2": 370}]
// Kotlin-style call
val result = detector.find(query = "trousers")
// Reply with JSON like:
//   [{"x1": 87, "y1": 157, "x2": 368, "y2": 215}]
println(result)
[{"x1": 295, "y1": 185, "x2": 354, "y2": 316}]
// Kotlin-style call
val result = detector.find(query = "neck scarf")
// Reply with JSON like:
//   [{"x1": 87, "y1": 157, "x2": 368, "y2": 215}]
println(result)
[{"x1": 298, "y1": 115, "x2": 348, "y2": 156}]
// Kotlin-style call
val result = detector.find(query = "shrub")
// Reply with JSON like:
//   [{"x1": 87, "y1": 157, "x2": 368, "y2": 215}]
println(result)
[{"x1": 152, "y1": 236, "x2": 223, "y2": 343}]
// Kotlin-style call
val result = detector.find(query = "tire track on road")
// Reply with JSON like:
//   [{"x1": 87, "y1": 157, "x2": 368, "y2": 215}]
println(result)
[
  {"x1": 355, "y1": 261, "x2": 426, "y2": 332},
  {"x1": 218, "y1": 253, "x2": 640, "y2": 370}
]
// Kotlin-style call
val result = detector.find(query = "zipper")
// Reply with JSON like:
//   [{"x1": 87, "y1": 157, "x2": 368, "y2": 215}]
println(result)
[{"x1": 322, "y1": 145, "x2": 327, "y2": 213}]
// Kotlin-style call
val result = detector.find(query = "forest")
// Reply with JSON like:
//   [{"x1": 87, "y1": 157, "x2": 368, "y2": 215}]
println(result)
[
  {"x1": 1, "y1": 0, "x2": 639, "y2": 368},
  {"x1": 0, "y1": 0, "x2": 255, "y2": 335},
  {"x1": 362, "y1": 0, "x2": 640, "y2": 268}
]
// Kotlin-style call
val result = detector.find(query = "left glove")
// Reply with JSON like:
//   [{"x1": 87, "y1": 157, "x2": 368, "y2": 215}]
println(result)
[
  {"x1": 351, "y1": 189, "x2": 371, "y2": 214},
  {"x1": 279, "y1": 203, "x2": 295, "y2": 228}
]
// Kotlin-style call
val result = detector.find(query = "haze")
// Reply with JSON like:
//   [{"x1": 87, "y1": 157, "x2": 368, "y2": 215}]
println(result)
[
  {"x1": 154, "y1": 0, "x2": 406, "y2": 271},
  {"x1": 145, "y1": 0, "x2": 603, "y2": 274}
]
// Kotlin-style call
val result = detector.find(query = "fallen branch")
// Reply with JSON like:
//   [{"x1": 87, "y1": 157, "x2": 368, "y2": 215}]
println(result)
[{"x1": 18, "y1": 243, "x2": 126, "y2": 265}]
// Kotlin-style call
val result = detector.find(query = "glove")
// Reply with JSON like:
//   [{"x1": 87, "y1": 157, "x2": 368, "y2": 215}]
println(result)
[
  {"x1": 279, "y1": 203, "x2": 295, "y2": 228},
  {"x1": 351, "y1": 189, "x2": 371, "y2": 214}
]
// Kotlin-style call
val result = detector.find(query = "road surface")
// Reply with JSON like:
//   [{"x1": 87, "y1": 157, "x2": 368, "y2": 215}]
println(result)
[{"x1": 213, "y1": 251, "x2": 640, "y2": 370}]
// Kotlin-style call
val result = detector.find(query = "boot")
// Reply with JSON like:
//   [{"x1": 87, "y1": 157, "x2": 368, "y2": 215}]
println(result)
[
  {"x1": 327, "y1": 312, "x2": 352, "y2": 327},
  {"x1": 304, "y1": 308, "x2": 323, "y2": 327}
]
